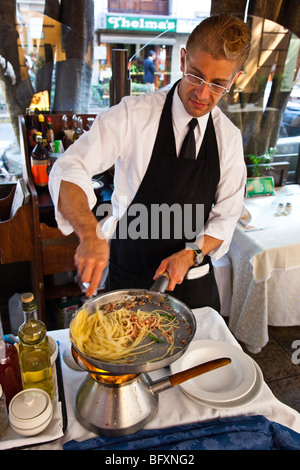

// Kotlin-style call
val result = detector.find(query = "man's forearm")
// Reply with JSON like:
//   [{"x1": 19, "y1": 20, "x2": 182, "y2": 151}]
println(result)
[
  {"x1": 58, "y1": 180, "x2": 100, "y2": 242},
  {"x1": 198, "y1": 234, "x2": 223, "y2": 256},
  {"x1": 58, "y1": 180, "x2": 109, "y2": 296}
]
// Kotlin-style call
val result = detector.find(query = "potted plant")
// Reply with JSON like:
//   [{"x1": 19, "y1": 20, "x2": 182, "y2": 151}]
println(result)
[
  {"x1": 245, "y1": 147, "x2": 277, "y2": 177},
  {"x1": 245, "y1": 147, "x2": 290, "y2": 186}
]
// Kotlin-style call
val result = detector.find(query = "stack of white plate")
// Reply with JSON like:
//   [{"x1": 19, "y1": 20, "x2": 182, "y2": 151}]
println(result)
[{"x1": 170, "y1": 339, "x2": 263, "y2": 409}]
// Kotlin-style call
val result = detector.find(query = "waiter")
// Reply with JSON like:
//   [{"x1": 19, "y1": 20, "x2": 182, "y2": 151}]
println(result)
[{"x1": 49, "y1": 13, "x2": 251, "y2": 310}]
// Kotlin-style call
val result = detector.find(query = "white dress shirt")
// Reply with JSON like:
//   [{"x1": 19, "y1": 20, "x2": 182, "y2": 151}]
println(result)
[{"x1": 49, "y1": 84, "x2": 246, "y2": 260}]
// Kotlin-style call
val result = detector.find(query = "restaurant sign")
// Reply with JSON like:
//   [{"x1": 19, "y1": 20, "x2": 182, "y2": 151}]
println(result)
[{"x1": 106, "y1": 15, "x2": 177, "y2": 33}]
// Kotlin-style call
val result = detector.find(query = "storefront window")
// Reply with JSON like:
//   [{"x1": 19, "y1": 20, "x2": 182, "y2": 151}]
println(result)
[{"x1": 129, "y1": 44, "x2": 171, "y2": 94}]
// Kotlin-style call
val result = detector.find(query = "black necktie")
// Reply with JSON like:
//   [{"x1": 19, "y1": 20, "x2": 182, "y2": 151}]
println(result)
[{"x1": 179, "y1": 118, "x2": 198, "y2": 160}]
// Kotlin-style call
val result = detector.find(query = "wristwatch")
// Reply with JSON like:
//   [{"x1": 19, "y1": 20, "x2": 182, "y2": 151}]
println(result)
[
  {"x1": 193, "y1": 248, "x2": 204, "y2": 267},
  {"x1": 185, "y1": 243, "x2": 205, "y2": 267}
]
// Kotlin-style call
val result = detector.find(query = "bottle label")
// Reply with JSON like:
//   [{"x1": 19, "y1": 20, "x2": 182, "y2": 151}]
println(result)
[{"x1": 31, "y1": 158, "x2": 50, "y2": 186}]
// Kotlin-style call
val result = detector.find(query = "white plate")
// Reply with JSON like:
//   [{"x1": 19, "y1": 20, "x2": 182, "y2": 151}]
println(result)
[
  {"x1": 170, "y1": 340, "x2": 256, "y2": 403},
  {"x1": 180, "y1": 359, "x2": 263, "y2": 409},
  {"x1": 63, "y1": 346, "x2": 85, "y2": 372}
]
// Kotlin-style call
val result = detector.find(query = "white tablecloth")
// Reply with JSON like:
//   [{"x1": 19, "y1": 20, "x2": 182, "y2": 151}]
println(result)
[
  {"x1": 233, "y1": 184, "x2": 300, "y2": 281},
  {"x1": 228, "y1": 184, "x2": 300, "y2": 353},
  {"x1": 2, "y1": 307, "x2": 299, "y2": 450}
]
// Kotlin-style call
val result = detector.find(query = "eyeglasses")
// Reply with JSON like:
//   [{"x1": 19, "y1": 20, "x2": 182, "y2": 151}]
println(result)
[{"x1": 183, "y1": 55, "x2": 231, "y2": 96}]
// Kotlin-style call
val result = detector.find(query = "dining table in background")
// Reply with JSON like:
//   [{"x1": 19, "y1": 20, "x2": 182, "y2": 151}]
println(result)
[
  {"x1": 228, "y1": 184, "x2": 300, "y2": 354},
  {"x1": 1, "y1": 306, "x2": 300, "y2": 450}
]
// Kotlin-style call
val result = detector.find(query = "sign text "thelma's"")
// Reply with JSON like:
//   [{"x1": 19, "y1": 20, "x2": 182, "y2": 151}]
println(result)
[{"x1": 106, "y1": 15, "x2": 177, "y2": 32}]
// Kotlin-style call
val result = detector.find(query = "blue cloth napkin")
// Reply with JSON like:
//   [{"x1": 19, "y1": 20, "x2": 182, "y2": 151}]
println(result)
[{"x1": 63, "y1": 415, "x2": 300, "y2": 450}]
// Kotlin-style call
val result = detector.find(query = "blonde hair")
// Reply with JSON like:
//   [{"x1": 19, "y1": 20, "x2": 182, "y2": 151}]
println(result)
[{"x1": 186, "y1": 13, "x2": 251, "y2": 69}]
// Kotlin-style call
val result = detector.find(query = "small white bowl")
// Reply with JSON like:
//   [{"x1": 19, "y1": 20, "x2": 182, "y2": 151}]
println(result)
[{"x1": 9, "y1": 388, "x2": 53, "y2": 436}]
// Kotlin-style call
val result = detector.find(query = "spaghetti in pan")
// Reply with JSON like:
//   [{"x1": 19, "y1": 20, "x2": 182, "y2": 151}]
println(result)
[
  {"x1": 69, "y1": 300, "x2": 181, "y2": 364},
  {"x1": 69, "y1": 282, "x2": 196, "y2": 374}
]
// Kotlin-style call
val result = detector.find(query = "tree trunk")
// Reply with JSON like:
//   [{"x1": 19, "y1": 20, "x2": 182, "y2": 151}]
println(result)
[
  {"x1": 34, "y1": 0, "x2": 62, "y2": 106},
  {"x1": 0, "y1": 0, "x2": 33, "y2": 143},
  {"x1": 210, "y1": 0, "x2": 247, "y2": 17},
  {"x1": 0, "y1": 0, "x2": 94, "y2": 146},
  {"x1": 247, "y1": 0, "x2": 300, "y2": 38},
  {"x1": 210, "y1": 0, "x2": 299, "y2": 156},
  {"x1": 211, "y1": 0, "x2": 300, "y2": 37},
  {"x1": 44, "y1": 0, "x2": 61, "y2": 20},
  {"x1": 52, "y1": 0, "x2": 94, "y2": 113}
]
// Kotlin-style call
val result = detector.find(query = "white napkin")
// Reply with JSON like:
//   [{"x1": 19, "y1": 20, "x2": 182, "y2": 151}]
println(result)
[
  {"x1": 185, "y1": 264, "x2": 210, "y2": 279},
  {"x1": 239, "y1": 205, "x2": 252, "y2": 226}
]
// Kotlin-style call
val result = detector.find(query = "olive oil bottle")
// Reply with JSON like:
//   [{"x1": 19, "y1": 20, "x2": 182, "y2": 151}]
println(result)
[{"x1": 18, "y1": 293, "x2": 54, "y2": 399}]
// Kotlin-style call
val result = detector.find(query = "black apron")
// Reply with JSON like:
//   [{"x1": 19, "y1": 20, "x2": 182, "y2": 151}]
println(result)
[{"x1": 107, "y1": 81, "x2": 221, "y2": 311}]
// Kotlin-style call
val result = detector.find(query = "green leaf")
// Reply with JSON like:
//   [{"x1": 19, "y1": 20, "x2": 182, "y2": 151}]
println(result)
[{"x1": 148, "y1": 333, "x2": 165, "y2": 343}]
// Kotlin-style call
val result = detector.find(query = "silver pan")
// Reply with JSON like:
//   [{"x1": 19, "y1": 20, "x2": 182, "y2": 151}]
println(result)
[{"x1": 70, "y1": 273, "x2": 196, "y2": 375}]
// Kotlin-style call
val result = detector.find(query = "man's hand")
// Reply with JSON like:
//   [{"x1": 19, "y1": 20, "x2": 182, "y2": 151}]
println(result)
[
  {"x1": 74, "y1": 235, "x2": 109, "y2": 297},
  {"x1": 153, "y1": 235, "x2": 223, "y2": 291},
  {"x1": 153, "y1": 249, "x2": 194, "y2": 291}
]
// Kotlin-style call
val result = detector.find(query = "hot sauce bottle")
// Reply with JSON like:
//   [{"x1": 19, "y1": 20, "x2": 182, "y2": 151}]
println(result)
[
  {"x1": 30, "y1": 133, "x2": 50, "y2": 187},
  {"x1": 0, "y1": 315, "x2": 23, "y2": 408},
  {"x1": 38, "y1": 114, "x2": 48, "y2": 148},
  {"x1": 46, "y1": 117, "x2": 55, "y2": 148}
]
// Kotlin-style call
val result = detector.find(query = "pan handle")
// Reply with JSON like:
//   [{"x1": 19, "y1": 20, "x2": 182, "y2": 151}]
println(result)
[
  {"x1": 150, "y1": 357, "x2": 231, "y2": 394},
  {"x1": 168, "y1": 357, "x2": 231, "y2": 387},
  {"x1": 150, "y1": 272, "x2": 170, "y2": 293}
]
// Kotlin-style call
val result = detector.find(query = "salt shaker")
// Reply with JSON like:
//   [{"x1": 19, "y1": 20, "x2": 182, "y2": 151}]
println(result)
[
  {"x1": 285, "y1": 202, "x2": 292, "y2": 214},
  {"x1": 276, "y1": 203, "x2": 284, "y2": 215},
  {"x1": 0, "y1": 384, "x2": 8, "y2": 438}
]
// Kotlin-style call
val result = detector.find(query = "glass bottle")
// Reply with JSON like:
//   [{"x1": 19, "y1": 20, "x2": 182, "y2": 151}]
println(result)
[
  {"x1": 72, "y1": 114, "x2": 79, "y2": 142},
  {"x1": 0, "y1": 314, "x2": 22, "y2": 407},
  {"x1": 76, "y1": 116, "x2": 84, "y2": 138},
  {"x1": 61, "y1": 114, "x2": 69, "y2": 135},
  {"x1": 86, "y1": 117, "x2": 94, "y2": 131},
  {"x1": 30, "y1": 133, "x2": 50, "y2": 187},
  {"x1": 61, "y1": 114, "x2": 73, "y2": 149},
  {"x1": 26, "y1": 108, "x2": 37, "y2": 153},
  {"x1": 46, "y1": 117, "x2": 55, "y2": 149},
  {"x1": 18, "y1": 293, "x2": 54, "y2": 399},
  {"x1": 0, "y1": 384, "x2": 8, "y2": 438},
  {"x1": 38, "y1": 114, "x2": 48, "y2": 148},
  {"x1": 72, "y1": 116, "x2": 84, "y2": 141}
]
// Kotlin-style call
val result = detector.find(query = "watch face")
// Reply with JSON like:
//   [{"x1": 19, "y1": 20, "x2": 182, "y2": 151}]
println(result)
[{"x1": 194, "y1": 249, "x2": 204, "y2": 266}]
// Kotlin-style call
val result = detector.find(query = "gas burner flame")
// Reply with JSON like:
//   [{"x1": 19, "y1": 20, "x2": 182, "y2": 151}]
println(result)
[{"x1": 71, "y1": 345, "x2": 137, "y2": 384}]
